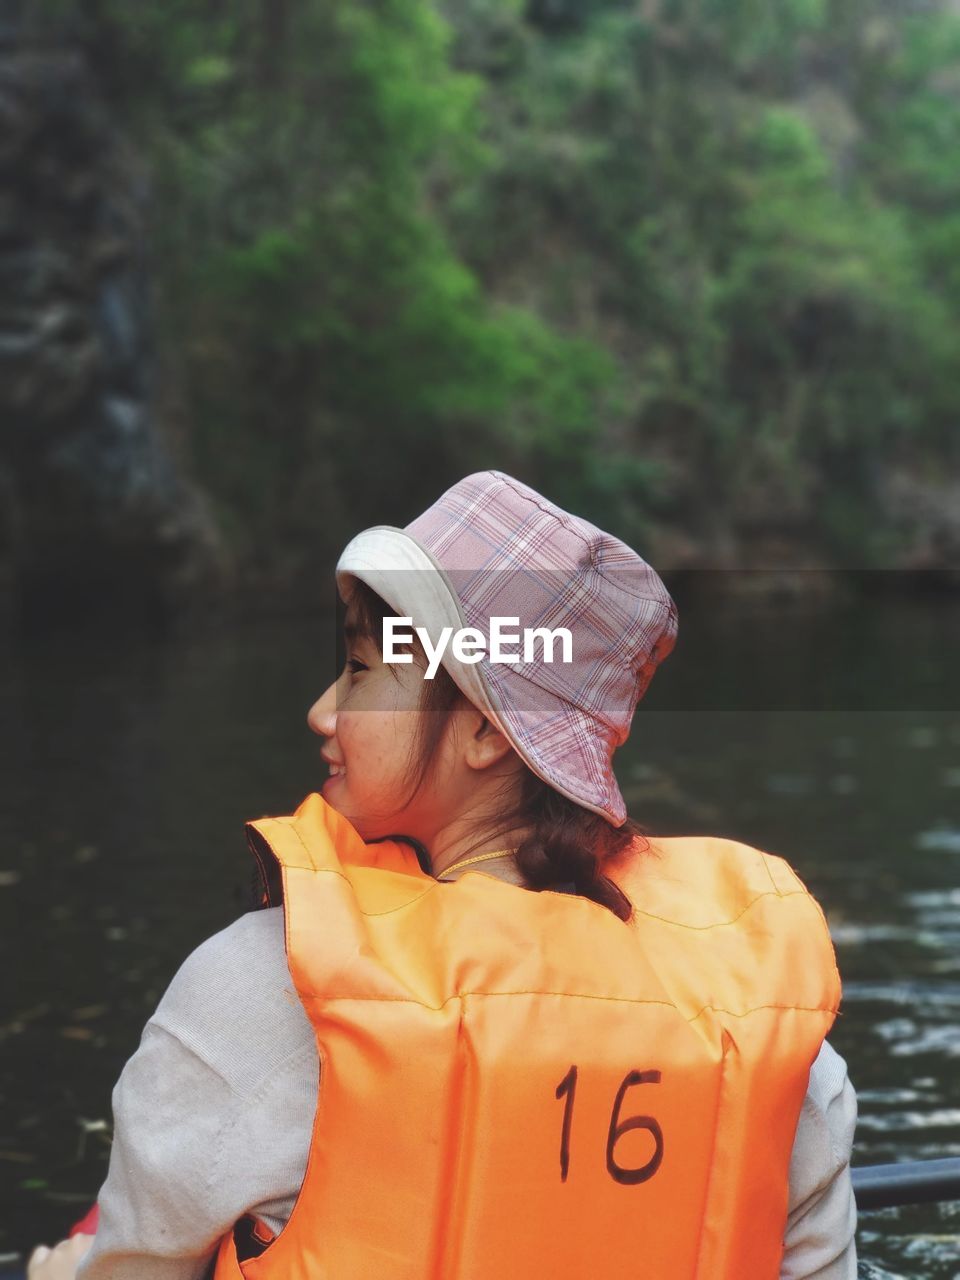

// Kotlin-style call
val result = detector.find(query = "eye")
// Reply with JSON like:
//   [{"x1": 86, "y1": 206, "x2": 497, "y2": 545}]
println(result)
[{"x1": 346, "y1": 658, "x2": 368, "y2": 677}]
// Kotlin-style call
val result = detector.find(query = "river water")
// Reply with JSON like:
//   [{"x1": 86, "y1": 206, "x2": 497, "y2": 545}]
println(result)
[{"x1": 1, "y1": 584, "x2": 958, "y2": 1277}]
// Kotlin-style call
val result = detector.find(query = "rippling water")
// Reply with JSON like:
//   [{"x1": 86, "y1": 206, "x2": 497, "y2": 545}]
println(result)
[{"x1": 1, "y1": 591, "x2": 958, "y2": 1276}]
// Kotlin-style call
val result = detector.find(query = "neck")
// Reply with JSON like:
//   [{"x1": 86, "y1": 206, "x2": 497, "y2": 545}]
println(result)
[
  {"x1": 439, "y1": 849, "x2": 526, "y2": 887},
  {"x1": 428, "y1": 824, "x2": 532, "y2": 878}
]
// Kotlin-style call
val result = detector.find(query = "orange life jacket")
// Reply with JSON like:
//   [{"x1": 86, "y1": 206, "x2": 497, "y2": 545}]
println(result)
[{"x1": 212, "y1": 792, "x2": 840, "y2": 1280}]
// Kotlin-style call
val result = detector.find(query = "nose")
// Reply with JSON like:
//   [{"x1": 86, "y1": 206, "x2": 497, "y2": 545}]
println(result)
[{"x1": 307, "y1": 676, "x2": 341, "y2": 738}]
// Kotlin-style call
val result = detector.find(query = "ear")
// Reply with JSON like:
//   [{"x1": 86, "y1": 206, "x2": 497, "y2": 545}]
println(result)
[{"x1": 460, "y1": 709, "x2": 518, "y2": 773}]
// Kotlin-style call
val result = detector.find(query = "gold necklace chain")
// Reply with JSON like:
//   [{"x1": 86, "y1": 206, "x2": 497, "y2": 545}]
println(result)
[{"x1": 441, "y1": 848, "x2": 517, "y2": 877}]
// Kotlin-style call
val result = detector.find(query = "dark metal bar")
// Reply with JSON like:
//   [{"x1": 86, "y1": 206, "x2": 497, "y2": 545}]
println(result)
[
  {"x1": 852, "y1": 1157, "x2": 960, "y2": 1210},
  {"x1": 1, "y1": 1159, "x2": 958, "y2": 1277}
]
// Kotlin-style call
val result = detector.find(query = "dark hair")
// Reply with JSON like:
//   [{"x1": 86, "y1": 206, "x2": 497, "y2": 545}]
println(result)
[{"x1": 345, "y1": 579, "x2": 650, "y2": 922}]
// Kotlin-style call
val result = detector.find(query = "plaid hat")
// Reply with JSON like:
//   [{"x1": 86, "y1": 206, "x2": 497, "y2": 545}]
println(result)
[{"x1": 335, "y1": 470, "x2": 678, "y2": 826}]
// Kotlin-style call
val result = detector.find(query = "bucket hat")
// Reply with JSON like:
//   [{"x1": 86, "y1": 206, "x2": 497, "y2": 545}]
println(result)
[{"x1": 335, "y1": 470, "x2": 678, "y2": 826}]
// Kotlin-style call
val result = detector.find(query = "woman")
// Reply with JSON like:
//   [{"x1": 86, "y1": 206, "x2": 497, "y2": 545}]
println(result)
[{"x1": 34, "y1": 469, "x2": 857, "y2": 1278}]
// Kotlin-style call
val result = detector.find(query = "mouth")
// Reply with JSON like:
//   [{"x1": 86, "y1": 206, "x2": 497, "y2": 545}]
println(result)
[
  {"x1": 321, "y1": 749, "x2": 347, "y2": 779},
  {"x1": 323, "y1": 760, "x2": 347, "y2": 786}
]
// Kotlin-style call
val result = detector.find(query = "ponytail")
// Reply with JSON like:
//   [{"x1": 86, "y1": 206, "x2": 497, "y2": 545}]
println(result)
[{"x1": 512, "y1": 770, "x2": 643, "y2": 923}]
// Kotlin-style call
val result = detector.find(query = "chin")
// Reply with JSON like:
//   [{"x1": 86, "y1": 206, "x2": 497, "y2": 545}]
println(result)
[
  {"x1": 322, "y1": 789, "x2": 367, "y2": 835},
  {"x1": 321, "y1": 784, "x2": 410, "y2": 844},
  {"x1": 321, "y1": 779, "x2": 350, "y2": 815}
]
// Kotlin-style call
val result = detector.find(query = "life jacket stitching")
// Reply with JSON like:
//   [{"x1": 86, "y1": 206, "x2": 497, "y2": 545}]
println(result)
[
  {"x1": 265, "y1": 818, "x2": 821, "y2": 929},
  {"x1": 613, "y1": 888, "x2": 809, "y2": 930},
  {"x1": 267, "y1": 819, "x2": 440, "y2": 913},
  {"x1": 289, "y1": 863, "x2": 815, "y2": 927},
  {"x1": 297, "y1": 991, "x2": 838, "y2": 1019},
  {"x1": 758, "y1": 849, "x2": 784, "y2": 897},
  {"x1": 691, "y1": 1027, "x2": 734, "y2": 1279}
]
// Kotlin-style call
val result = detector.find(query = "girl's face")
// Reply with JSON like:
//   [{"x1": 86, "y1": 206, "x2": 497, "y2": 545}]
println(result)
[{"x1": 306, "y1": 615, "x2": 462, "y2": 843}]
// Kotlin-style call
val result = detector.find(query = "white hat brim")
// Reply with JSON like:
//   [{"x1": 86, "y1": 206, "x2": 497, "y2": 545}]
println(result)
[{"x1": 335, "y1": 526, "x2": 507, "y2": 737}]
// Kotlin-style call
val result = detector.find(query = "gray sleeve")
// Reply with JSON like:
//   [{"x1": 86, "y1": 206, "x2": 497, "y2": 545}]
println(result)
[
  {"x1": 75, "y1": 910, "x2": 318, "y2": 1280},
  {"x1": 781, "y1": 1039, "x2": 859, "y2": 1280}
]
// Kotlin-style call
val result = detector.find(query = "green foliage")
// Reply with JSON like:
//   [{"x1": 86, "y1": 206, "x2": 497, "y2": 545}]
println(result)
[
  {"x1": 28, "y1": 0, "x2": 960, "y2": 570},
  {"x1": 699, "y1": 0, "x2": 828, "y2": 70},
  {"x1": 442, "y1": 0, "x2": 960, "y2": 557}
]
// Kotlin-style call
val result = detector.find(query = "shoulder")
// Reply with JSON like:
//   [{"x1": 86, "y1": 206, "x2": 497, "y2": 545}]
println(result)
[
  {"x1": 148, "y1": 907, "x2": 315, "y2": 1098},
  {"x1": 80, "y1": 913, "x2": 319, "y2": 1274},
  {"x1": 807, "y1": 1039, "x2": 857, "y2": 1114},
  {"x1": 789, "y1": 1039, "x2": 858, "y2": 1205},
  {"x1": 632, "y1": 833, "x2": 825, "y2": 928},
  {"x1": 154, "y1": 907, "x2": 289, "y2": 1023},
  {"x1": 782, "y1": 1040, "x2": 858, "y2": 1276},
  {"x1": 158, "y1": 906, "x2": 287, "y2": 990}
]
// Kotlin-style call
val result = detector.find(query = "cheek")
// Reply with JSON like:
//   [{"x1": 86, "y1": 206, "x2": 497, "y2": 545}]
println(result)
[
  {"x1": 340, "y1": 672, "x2": 426, "y2": 786},
  {"x1": 341, "y1": 711, "x2": 405, "y2": 775}
]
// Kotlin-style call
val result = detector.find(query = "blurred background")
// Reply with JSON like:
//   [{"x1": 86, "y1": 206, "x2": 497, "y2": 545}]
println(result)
[{"x1": 1, "y1": 1, "x2": 959, "y2": 1276}]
